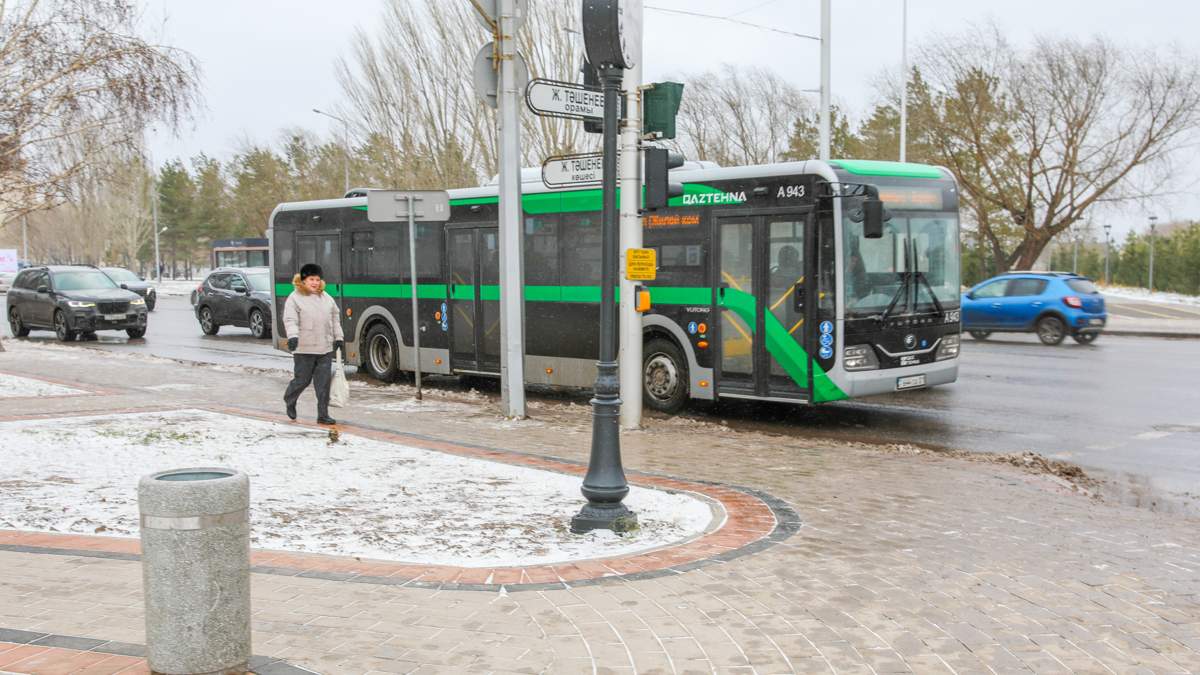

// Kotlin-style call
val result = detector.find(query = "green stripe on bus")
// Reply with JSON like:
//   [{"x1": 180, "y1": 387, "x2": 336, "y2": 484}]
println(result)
[
  {"x1": 351, "y1": 184, "x2": 730, "y2": 216},
  {"x1": 719, "y1": 288, "x2": 847, "y2": 403},
  {"x1": 829, "y1": 159, "x2": 943, "y2": 179},
  {"x1": 278, "y1": 283, "x2": 715, "y2": 305}
]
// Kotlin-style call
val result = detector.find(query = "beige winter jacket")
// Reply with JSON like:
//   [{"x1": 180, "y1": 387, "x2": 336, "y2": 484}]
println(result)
[{"x1": 283, "y1": 274, "x2": 344, "y2": 355}]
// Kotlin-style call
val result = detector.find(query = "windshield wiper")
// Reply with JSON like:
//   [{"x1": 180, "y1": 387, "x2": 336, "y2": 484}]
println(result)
[{"x1": 910, "y1": 238, "x2": 945, "y2": 317}]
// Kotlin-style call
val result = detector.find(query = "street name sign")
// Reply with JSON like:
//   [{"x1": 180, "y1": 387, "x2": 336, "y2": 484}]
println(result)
[
  {"x1": 625, "y1": 247, "x2": 656, "y2": 281},
  {"x1": 541, "y1": 152, "x2": 608, "y2": 188},
  {"x1": 525, "y1": 78, "x2": 604, "y2": 121},
  {"x1": 366, "y1": 190, "x2": 451, "y2": 223}
]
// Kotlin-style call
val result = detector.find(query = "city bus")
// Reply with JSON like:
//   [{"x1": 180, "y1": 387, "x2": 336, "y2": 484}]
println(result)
[{"x1": 268, "y1": 159, "x2": 961, "y2": 412}]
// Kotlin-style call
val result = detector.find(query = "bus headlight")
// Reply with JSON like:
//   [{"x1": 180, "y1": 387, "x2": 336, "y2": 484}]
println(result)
[
  {"x1": 843, "y1": 344, "x2": 879, "y2": 371},
  {"x1": 936, "y1": 334, "x2": 960, "y2": 360}
]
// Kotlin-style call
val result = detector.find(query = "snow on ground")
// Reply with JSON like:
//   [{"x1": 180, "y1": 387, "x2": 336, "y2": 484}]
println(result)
[
  {"x1": 1100, "y1": 285, "x2": 1200, "y2": 307},
  {"x1": 153, "y1": 279, "x2": 200, "y2": 297},
  {"x1": 0, "y1": 372, "x2": 85, "y2": 398},
  {"x1": 0, "y1": 409, "x2": 717, "y2": 567}
]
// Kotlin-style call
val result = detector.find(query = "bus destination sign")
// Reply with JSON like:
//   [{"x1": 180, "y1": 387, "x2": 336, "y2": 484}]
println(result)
[
  {"x1": 525, "y1": 78, "x2": 604, "y2": 120},
  {"x1": 542, "y1": 152, "x2": 607, "y2": 188}
]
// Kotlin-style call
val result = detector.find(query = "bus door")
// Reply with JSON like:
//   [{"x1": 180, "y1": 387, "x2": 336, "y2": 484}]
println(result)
[
  {"x1": 296, "y1": 231, "x2": 342, "y2": 303},
  {"x1": 446, "y1": 226, "x2": 501, "y2": 374},
  {"x1": 716, "y1": 209, "x2": 815, "y2": 401}
]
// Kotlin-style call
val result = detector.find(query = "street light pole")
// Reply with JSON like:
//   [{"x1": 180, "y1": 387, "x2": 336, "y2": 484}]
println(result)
[
  {"x1": 1148, "y1": 215, "x2": 1158, "y2": 292},
  {"x1": 818, "y1": 0, "x2": 831, "y2": 160},
  {"x1": 1103, "y1": 224, "x2": 1112, "y2": 285},
  {"x1": 313, "y1": 108, "x2": 350, "y2": 196},
  {"x1": 153, "y1": 192, "x2": 162, "y2": 282},
  {"x1": 22, "y1": 214, "x2": 29, "y2": 264},
  {"x1": 899, "y1": 0, "x2": 908, "y2": 163}
]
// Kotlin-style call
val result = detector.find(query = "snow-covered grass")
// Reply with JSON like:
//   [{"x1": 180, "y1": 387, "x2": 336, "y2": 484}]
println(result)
[
  {"x1": 1100, "y1": 284, "x2": 1200, "y2": 307},
  {"x1": 0, "y1": 409, "x2": 717, "y2": 567},
  {"x1": 0, "y1": 372, "x2": 84, "y2": 398}
]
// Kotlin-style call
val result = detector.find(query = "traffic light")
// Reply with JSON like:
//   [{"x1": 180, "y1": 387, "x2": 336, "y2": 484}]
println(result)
[
  {"x1": 644, "y1": 147, "x2": 685, "y2": 211},
  {"x1": 642, "y1": 82, "x2": 684, "y2": 140}
]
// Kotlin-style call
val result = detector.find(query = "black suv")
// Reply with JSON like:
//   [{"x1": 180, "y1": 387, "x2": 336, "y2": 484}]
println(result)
[
  {"x1": 100, "y1": 267, "x2": 157, "y2": 311},
  {"x1": 194, "y1": 267, "x2": 273, "y2": 338},
  {"x1": 6, "y1": 265, "x2": 149, "y2": 341}
]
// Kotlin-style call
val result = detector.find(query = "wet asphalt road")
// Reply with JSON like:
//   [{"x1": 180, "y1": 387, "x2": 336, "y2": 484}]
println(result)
[{"x1": 4, "y1": 294, "x2": 1198, "y2": 506}]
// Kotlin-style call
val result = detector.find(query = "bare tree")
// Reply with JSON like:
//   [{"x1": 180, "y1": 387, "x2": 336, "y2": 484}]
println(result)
[
  {"x1": 671, "y1": 64, "x2": 812, "y2": 167},
  {"x1": 912, "y1": 27, "x2": 1200, "y2": 270},
  {"x1": 0, "y1": 0, "x2": 200, "y2": 230},
  {"x1": 335, "y1": 0, "x2": 592, "y2": 189}
]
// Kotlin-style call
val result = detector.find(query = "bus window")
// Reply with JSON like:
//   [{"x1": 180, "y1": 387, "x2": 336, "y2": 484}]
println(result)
[
  {"x1": 561, "y1": 213, "x2": 602, "y2": 285},
  {"x1": 524, "y1": 215, "x2": 558, "y2": 284}
]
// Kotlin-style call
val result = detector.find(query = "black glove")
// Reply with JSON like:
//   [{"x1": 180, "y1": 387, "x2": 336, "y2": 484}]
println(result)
[
  {"x1": 287, "y1": 337, "x2": 298, "y2": 352},
  {"x1": 333, "y1": 339, "x2": 344, "y2": 356}
]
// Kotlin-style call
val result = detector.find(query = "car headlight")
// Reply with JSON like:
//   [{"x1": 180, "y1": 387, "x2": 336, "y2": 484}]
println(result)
[
  {"x1": 67, "y1": 300, "x2": 96, "y2": 308},
  {"x1": 130, "y1": 298, "x2": 146, "y2": 306},
  {"x1": 843, "y1": 344, "x2": 879, "y2": 371},
  {"x1": 936, "y1": 334, "x2": 960, "y2": 360}
]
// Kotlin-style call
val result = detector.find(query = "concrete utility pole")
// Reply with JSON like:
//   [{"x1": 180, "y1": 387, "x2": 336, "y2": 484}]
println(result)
[
  {"x1": 899, "y1": 0, "x2": 908, "y2": 163},
  {"x1": 1103, "y1": 224, "x2": 1112, "y2": 284},
  {"x1": 22, "y1": 214, "x2": 29, "y2": 264},
  {"x1": 313, "y1": 108, "x2": 350, "y2": 195},
  {"x1": 153, "y1": 193, "x2": 162, "y2": 282},
  {"x1": 619, "y1": 0, "x2": 644, "y2": 430},
  {"x1": 819, "y1": 0, "x2": 832, "y2": 161},
  {"x1": 497, "y1": 0, "x2": 527, "y2": 418},
  {"x1": 1148, "y1": 214, "x2": 1158, "y2": 291}
]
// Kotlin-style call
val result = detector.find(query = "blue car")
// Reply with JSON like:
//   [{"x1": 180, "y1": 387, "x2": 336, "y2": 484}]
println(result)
[{"x1": 962, "y1": 272, "x2": 1106, "y2": 345}]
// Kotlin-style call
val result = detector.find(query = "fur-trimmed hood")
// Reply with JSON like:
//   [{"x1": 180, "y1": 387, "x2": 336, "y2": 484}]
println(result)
[{"x1": 292, "y1": 273, "x2": 327, "y2": 296}]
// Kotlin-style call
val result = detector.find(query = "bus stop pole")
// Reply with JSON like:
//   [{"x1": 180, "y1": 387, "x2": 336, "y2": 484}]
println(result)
[
  {"x1": 618, "y1": 0, "x2": 644, "y2": 430},
  {"x1": 408, "y1": 195, "x2": 421, "y2": 400}
]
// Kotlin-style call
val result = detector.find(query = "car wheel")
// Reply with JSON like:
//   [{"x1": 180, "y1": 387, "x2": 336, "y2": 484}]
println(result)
[
  {"x1": 643, "y1": 337, "x2": 689, "y2": 414},
  {"x1": 1071, "y1": 331, "x2": 1099, "y2": 345},
  {"x1": 198, "y1": 306, "x2": 220, "y2": 335},
  {"x1": 147, "y1": 296, "x2": 156, "y2": 312},
  {"x1": 968, "y1": 330, "x2": 992, "y2": 341},
  {"x1": 249, "y1": 309, "x2": 271, "y2": 339},
  {"x1": 53, "y1": 310, "x2": 77, "y2": 342},
  {"x1": 8, "y1": 307, "x2": 29, "y2": 337},
  {"x1": 1036, "y1": 316, "x2": 1066, "y2": 346},
  {"x1": 126, "y1": 327, "x2": 146, "y2": 339},
  {"x1": 364, "y1": 322, "x2": 400, "y2": 383}
]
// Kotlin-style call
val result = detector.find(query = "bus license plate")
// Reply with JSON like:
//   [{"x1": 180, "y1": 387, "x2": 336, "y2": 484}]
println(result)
[
  {"x1": 104, "y1": 314, "x2": 126, "y2": 321},
  {"x1": 896, "y1": 375, "x2": 926, "y2": 391}
]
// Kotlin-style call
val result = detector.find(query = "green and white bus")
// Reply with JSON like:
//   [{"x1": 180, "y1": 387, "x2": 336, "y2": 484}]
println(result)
[{"x1": 268, "y1": 159, "x2": 961, "y2": 411}]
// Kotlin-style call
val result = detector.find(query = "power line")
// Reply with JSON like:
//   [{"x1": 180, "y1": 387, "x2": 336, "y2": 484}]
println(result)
[{"x1": 644, "y1": 5, "x2": 819, "y2": 41}]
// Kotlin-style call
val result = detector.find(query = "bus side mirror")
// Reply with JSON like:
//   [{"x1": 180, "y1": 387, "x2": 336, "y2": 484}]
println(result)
[{"x1": 863, "y1": 197, "x2": 884, "y2": 239}]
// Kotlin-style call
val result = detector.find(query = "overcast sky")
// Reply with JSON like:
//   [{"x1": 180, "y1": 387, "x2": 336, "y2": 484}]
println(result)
[{"x1": 142, "y1": 0, "x2": 1200, "y2": 240}]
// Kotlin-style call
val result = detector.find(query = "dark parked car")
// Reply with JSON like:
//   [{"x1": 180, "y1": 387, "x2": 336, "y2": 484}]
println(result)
[
  {"x1": 100, "y1": 267, "x2": 157, "y2": 311},
  {"x1": 962, "y1": 272, "x2": 1107, "y2": 345},
  {"x1": 194, "y1": 267, "x2": 273, "y2": 338},
  {"x1": 6, "y1": 265, "x2": 148, "y2": 341}
]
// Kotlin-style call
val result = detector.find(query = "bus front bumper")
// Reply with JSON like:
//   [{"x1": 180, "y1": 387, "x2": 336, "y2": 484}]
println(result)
[{"x1": 842, "y1": 359, "x2": 959, "y2": 398}]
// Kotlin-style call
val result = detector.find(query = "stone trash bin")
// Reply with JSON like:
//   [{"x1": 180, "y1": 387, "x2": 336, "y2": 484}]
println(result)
[{"x1": 139, "y1": 468, "x2": 251, "y2": 675}]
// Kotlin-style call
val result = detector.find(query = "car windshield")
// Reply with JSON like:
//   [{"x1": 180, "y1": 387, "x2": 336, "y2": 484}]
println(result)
[
  {"x1": 53, "y1": 270, "x2": 118, "y2": 291},
  {"x1": 1067, "y1": 278, "x2": 1098, "y2": 294},
  {"x1": 247, "y1": 273, "x2": 271, "y2": 292},
  {"x1": 843, "y1": 211, "x2": 961, "y2": 316},
  {"x1": 103, "y1": 268, "x2": 140, "y2": 283}
]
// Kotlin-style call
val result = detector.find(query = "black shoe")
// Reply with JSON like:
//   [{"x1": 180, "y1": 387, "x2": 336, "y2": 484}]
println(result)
[
  {"x1": 286, "y1": 404, "x2": 297, "y2": 420},
  {"x1": 317, "y1": 416, "x2": 337, "y2": 426}
]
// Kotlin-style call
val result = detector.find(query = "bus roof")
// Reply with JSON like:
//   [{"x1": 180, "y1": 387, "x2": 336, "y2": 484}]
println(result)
[{"x1": 270, "y1": 159, "x2": 953, "y2": 214}]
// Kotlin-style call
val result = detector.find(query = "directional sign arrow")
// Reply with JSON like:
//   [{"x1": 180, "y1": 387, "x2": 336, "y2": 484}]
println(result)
[{"x1": 525, "y1": 78, "x2": 605, "y2": 121}]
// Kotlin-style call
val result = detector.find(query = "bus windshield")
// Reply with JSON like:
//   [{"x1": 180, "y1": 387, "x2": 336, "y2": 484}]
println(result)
[{"x1": 843, "y1": 212, "x2": 960, "y2": 316}]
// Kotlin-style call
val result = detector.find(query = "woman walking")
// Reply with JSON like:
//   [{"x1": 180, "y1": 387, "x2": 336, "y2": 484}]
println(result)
[{"x1": 283, "y1": 263, "x2": 344, "y2": 425}]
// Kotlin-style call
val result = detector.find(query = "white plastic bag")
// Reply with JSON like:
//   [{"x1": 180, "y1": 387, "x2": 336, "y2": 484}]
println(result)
[{"x1": 330, "y1": 350, "x2": 350, "y2": 408}]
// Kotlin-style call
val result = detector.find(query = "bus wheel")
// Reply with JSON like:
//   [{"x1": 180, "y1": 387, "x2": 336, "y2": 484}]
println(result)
[
  {"x1": 364, "y1": 322, "x2": 400, "y2": 382},
  {"x1": 968, "y1": 330, "x2": 991, "y2": 341},
  {"x1": 643, "y1": 338, "x2": 689, "y2": 414},
  {"x1": 1036, "y1": 316, "x2": 1066, "y2": 346}
]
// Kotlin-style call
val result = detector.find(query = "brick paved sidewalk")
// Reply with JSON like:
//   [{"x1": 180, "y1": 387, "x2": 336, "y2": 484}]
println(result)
[{"x1": 1, "y1": 344, "x2": 1198, "y2": 674}]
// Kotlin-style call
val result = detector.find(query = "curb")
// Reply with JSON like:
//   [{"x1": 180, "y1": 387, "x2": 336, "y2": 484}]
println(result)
[{"x1": 1102, "y1": 330, "x2": 1200, "y2": 339}]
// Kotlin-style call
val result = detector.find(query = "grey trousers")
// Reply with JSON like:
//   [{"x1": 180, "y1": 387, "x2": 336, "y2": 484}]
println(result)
[{"x1": 284, "y1": 352, "x2": 333, "y2": 418}]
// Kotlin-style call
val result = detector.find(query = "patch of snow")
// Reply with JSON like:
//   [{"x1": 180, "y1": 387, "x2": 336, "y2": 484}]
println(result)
[
  {"x1": 1100, "y1": 285, "x2": 1200, "y2": 307},
  {"x1": 0, "y1": 373, "x2": 85, "y2": 398},
  {"x1": 0, "y1": 410, "x2": 718, "y2": 567},
  {"x1": 154, "y1": 279, "x2": 202, "y2": 297}
]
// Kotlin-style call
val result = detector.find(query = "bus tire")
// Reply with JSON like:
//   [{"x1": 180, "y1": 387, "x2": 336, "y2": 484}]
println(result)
[
  {"x1": 643, "y1": 337, "x2": 689, "y2": 414},
  {"x1": 364, "y1": 322, "x2": 400, "y2": 383}
]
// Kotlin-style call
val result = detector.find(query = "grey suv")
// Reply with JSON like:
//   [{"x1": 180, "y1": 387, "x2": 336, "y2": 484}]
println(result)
[
  {"x1": 194, "y1": 267, "x2": 273, "y2": 338},
  {"x1": 7, "y1": 266, "x2": 149, "y2": 341}
]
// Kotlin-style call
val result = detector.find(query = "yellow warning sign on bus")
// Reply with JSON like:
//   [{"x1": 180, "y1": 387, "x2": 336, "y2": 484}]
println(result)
[{"x1": 625, "y1": 248, "x2": 657, "y2": 281}]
